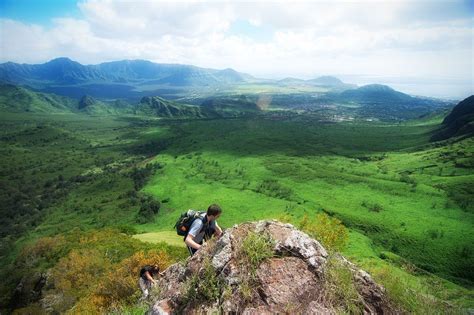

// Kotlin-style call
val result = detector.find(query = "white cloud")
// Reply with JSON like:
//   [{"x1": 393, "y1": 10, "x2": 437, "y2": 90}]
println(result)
[{"x1": 0, "y1": 0, "x2": 472, "y2": 96}]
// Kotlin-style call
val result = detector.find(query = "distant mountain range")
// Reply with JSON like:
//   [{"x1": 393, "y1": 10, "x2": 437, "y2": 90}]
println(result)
[
  {"x1": 0, "y1": 58, "x2": 251, "y2": 86},
  {"x1": 277, "y1": 75, "x2": 351, "y2": 88},
  {"x1": 0, "y1": 57, "x2": 458, "y2": 121},
  {"x1": 0, "y1": 58, "x2": 353, "y2": 99}
]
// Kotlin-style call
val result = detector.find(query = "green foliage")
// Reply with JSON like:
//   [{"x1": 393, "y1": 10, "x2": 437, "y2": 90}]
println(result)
[
  {"x1": 235, "y1": 231, "x2": 274, "y2": 302},
  {"x1": 116, "y1": 225, "x2": 138, "y2": 236},
  {"x1": 240, "y1": 231, "x2": 274, "y2": 277},
  {"x1": 136, "y1": 195, "x2": 161, "y2": 224},
  {"x1": 361, "y1": 200, "x2": 384, "y2": 212},
  {"x1": 141, "y1": 118, "x2": 473, "y2": 287},
  {"x1": 80, "y1": 250, "x2": 173, "y2": 313},
  {"x1": 445, "y1": 181, "x2": 474, "y2": 213},
  {"x1": 5, "y1": 228, "x2": 186, "y2": 313},
  {"x1": 299, "y1": 213, "x2": 349, "y2": 252},
  {"x1": 373, "y1": 266, "x2": 461, "y2": 314},
  {"x1": 321, "y1": 256, "x2": 364, "y2": 314},
  {"x1": 184, "y1": 258, "x2": 222, "y2": 304},
  {"x1": 52, "y1": 248, "x2": 111, "y2": 299},
  {"x1": 129, "y1": 163, "x2": 161, "y2": 191},
  {"x1": 255, "y1": 179, "x2": 293, "y2": 200}
]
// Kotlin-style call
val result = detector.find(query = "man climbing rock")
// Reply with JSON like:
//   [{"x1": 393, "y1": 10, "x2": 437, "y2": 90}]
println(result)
[
  {"x1": 139, "y1": 264, "x2": 160, "y2": 300},
  {"x1": 185, "y1": 204, "x2": 222, "y2": 256}
]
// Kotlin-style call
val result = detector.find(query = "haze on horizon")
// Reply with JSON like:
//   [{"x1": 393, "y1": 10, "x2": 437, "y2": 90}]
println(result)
[{"x1": 0, "y1": 0, "x2": 473, "y2": 99}]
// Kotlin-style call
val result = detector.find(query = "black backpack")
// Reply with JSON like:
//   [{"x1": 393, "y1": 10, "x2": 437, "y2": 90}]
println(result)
[{"x1": 174, "y1": 209, "x2": 206, "y2": 236}]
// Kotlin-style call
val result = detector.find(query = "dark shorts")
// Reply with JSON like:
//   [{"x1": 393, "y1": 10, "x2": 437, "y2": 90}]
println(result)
[{"x1": 187, "y1": 245, "x2": 199, "y2": 256}]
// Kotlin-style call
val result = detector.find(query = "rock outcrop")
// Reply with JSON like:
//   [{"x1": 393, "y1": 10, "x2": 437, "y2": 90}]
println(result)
[{"x1": 149, "y1": 220, "x2": 396, "y2": 314}]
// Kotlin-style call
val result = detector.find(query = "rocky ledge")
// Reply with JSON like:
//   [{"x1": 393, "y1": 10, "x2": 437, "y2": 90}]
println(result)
[{"x1": 149, "y1": 220, "x2": 396, "y2": 314}]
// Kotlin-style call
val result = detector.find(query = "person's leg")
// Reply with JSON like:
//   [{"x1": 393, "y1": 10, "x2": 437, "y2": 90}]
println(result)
[{"x1": 139, "y1": 278, "x2": 149, "y2": 300}]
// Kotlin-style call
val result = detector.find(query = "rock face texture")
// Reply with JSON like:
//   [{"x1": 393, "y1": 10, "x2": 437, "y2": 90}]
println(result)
[{"x1": 149, "y1": 221, "x2": 395, "y2": 314}]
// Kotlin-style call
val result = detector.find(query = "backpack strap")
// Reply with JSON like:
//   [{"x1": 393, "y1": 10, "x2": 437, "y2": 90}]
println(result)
[{"x1": 200, "y1": 214, "x2": 209, "y2": 234}]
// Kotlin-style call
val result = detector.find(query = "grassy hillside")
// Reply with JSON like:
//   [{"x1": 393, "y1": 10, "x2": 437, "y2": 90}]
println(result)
[
  {"x1": 0, "y1": 84, "x2": 77, "y2": 113},
  {"x1": 133, "y1": 117, "x2": 473, "y2": 284}
]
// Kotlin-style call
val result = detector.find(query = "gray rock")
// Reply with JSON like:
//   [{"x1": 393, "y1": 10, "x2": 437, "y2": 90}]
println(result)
[
  {"x1": 211, "y1": 231, "x2": 232, "y2": 271},
  {"x1": 149, "y1": 220, "x2": 395, "y2": 314}
]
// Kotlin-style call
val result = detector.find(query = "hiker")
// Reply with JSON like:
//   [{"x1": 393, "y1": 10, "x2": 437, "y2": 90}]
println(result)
[
  {"x1": 139, "y1": 264, "x2": 160, "y2": 300},
  {"x1": 184, "y1": 204, "x2": 223, "y2": 256}
]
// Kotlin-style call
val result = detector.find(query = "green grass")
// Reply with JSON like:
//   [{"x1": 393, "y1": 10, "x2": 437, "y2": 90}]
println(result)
[
  {"x1": 124, "y1": 117, "x2": 473, "y2": 297},
  {"x1": 1, "y1": 111, "x2": 472, "y2": 312},
  {"x1": 132, "y1": 231, "x2": 184, "y2": 247}
]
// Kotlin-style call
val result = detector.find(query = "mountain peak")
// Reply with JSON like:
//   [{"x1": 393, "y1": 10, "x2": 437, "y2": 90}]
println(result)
[
  {"x1": 357, "y1": 84, "x2": 395, "y2": 92},
  {"x1": 45, "y1": 57, "x2": 79, "y2": 65},
  {"x1": 309, "y1": 75, "x2": 344, "y2": 85},
  {"x1": 219, "y1": 68, "x2": 238, "y2": 73}
]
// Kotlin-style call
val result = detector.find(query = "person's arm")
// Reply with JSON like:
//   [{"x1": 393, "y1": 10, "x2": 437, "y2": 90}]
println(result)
[
  {"x1": 185, "y1": 219, "x2": 203, "y2": 249},
  {"x1": 214, "y1": 221, "x2": 223, "y2": 238},
  {"x1": 185, "y1": 233, "x2": 202, "y2": 249},
  {"x1": 145, "y1": 271, "x2": 157, "y2": 284}
]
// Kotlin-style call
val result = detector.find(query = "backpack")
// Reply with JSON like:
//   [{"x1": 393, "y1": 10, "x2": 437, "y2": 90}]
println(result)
[{"x1": 174, "y1": 209, "x2": 206, "y2": 236}]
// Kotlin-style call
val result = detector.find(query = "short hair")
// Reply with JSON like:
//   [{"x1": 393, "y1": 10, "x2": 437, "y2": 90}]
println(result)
[{"x1": 207, "y1": 204, "x2": 222, "y2": 216}]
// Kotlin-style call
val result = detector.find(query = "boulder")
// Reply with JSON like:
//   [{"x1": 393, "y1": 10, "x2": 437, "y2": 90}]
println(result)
[{"x1": 149, "y1": 220, "x2": 396, "y2": 314}]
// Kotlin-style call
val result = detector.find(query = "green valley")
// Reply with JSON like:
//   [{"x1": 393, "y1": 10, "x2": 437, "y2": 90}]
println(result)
[{"x1": 1, "y1": 98, "x2": 473, "y2": 312}]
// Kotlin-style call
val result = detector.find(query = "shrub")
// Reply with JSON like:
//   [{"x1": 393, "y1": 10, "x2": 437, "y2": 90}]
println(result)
[
  {"x1": 184, "y1": 258, "x2": 222, "y2": 304},
  {"x1": 17, "y1": 235, "x2": 67, "y2": 268},
  {"x1": 13, "y1": 229, "x2": 183, "y2": 314},
  {"x1": 240, "y1": 231, "x2": 274, "y2": 277},
  {"x1": 117, "y1": 225, "x2": 138, "y2": 236},
  {"x1": 255, "y1": 179, "x2": 293, "y2": 200},
  {"x1": 400, "y1": 173, "x2": 416, "y2": 186},
  {"x1": 52, "y1": 249, "x2": 110, "y2": 300},
  {"x1": 84, "y1": 250, "x2": 173, "y2": 312},
  {"x1": 361, "y1": 201, "x2": 384, "y2": 212},
  {"x1": 235, "y1": 231, "x2": 275, "y2": 302},
  {"x1": 136, "y1": 195, "x2": 161, "y2": 224},
  {"x1": 299, "y1": 212, "x2": 349, "y2": 251}
]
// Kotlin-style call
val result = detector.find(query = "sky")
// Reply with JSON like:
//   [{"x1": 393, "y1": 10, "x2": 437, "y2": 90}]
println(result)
[{"x1": 0, "y1": 0, "x2": 473, "y2": 98}]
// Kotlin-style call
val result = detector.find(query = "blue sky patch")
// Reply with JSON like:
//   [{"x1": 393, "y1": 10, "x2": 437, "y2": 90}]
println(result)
[
  {"x1": 0, "y1": 0, "x2": 81, "y2": 25},
  {"x1": 227, "y1": 19, "x2": 274, "y2": 41}
]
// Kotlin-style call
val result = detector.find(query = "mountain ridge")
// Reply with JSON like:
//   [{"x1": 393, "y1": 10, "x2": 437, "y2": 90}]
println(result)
[
  {"x1": 432, "y1": 95, "x2": 474, "y2": 140},
  {"x1": 0, "y1": 58, "x2": 253, "y2": 87}
]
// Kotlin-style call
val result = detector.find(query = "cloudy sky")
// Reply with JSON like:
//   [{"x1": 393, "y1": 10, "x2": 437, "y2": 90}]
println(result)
[{"x1": 0, "y1": 0, "x2": 473, "y2": 98}]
